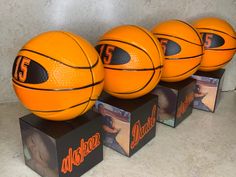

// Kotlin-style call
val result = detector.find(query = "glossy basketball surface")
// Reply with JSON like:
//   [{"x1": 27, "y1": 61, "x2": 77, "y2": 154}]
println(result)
[
  {"x1": 193, "y1": 17, "x2": 236, "y2": 71},
  {"x1": 152, "y1": 20, "x2": 203, "y2": 82},
  {"x1": 96, "y1": 25, "x2": 164, "y2": 99},
  {"x1": 12, "y1": 31, "x2": 104, "y2": 121}
]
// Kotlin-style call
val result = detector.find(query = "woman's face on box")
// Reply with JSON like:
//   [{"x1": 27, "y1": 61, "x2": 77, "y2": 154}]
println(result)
[{"x1": 26, "y1": 132, "x2": 50, "y2": 167}]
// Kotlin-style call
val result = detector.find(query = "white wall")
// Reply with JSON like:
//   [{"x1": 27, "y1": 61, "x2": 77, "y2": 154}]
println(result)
[{"x1": 0, "y1": 0, "x2": 235, "y2": 103}]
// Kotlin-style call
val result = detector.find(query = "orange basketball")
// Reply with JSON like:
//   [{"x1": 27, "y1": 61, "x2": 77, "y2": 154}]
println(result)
[
  {"x1": 192, "y1": 17, "x2": 236, "y2": 71},
  {"x1": 12, "y1": 31, "x2": 104, "y2": 121},
  {"x1": 95, "y1": 25, "x2": 164, "y2": 99},
  {"x1": 152, "y1": 20, "x2": 203, "y2": 82}
]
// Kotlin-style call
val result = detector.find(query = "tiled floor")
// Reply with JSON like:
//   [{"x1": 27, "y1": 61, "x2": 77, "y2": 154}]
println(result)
[{"x1": 0, "y1": 91, "x2": 236, "y2": 177}]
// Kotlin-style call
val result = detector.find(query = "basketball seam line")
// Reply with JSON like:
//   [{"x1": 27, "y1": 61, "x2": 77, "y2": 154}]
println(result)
[
  {"x1": 103, "y1": 65, "x2": 163, "y2": 71},
  {"x1": 61, "y1": 31, "x2": 96, "y2": 115},
  {"x1": 128, "y1": 25, "x2": 163, "y2": 66},
  {"x1": 165, "y1": 53, "x2": 203, "y2": 60},
  {"x1": 200, "y1": 58, "x2": 233, "y2": 68},
  {"x1": 30, "y1": 99, "x2": 90, "y2": 112},
  {"x1": 175, "y1": 20, "x2": 204, "y2": 53},
  {"x1": 196, "y1": 28, "x2": 236, "y2": 40},
  {"x1": 12, "y1": 78, "x2": 104, "y2": 91},
  {"x1": 176, "y1": 20, "x2": 203, "y2": 44},
  {"x1": 20, "y1": 49, "x2": 99, "y2": 69},
  {"x1": 80, "y1": 66, "x2": 95, "y2": 115},
  {"x1": 153, "y1": 33, "x2": 203, "y2": 46},
  {"x1": 29, "y1": 98, "x2": 98, "y2": 113},
  {"x1": 105, "y1": 70, "x2": 155, "y2": 94},
  {"x1": 106, "y1": 69, "x2": 162, "y2": 95},
  {"x1": 162, "y1": 63, "x2": 200, "y2": 79}
]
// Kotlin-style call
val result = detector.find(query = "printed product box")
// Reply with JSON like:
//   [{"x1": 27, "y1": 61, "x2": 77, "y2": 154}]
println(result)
[
  {"x1": 93, "y1": 92, "x2": 158, "y2": 157},
  {"x1": 152, "y1": 78, "x2": 196, "y2": 127},
  {"x1": 19, "y1": 110, "x2": 103, "y2": 177},
  {"x1": 192, "y1": 69, "x2": 225, "y2": 112}
]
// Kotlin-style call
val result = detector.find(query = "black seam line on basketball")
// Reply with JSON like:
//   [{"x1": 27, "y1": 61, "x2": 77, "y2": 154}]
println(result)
[
  {"x1": 106, "y1": 69, "x2": 156, "y2": 95},
  {"x1": 165, "y1": 53, "x2": 204, "y2": 60},
  {"x1": 196, "y1": 28, "x2": 236, "y2": 40},
  {"x1": 29, "y1": 99, "x2": 90, "y2": 113},
  {"x1": 128, "y1": 25, "x2": 162, "y2": 65},
  {"x1": 20, "y1": 49, "x2": 99, "y2": 69},
  {"x1": 153, "y1": 33, "x2": 203, "y2": 46},
  {"x1": 90, "y1": 98, "x2": 98, "y2": 101},
  {"x1": 162, "y1": 63, "x2": 200, "y2": 78},
  {"x1": 205, "y1": 47, "x2": 236, "y2": 51},
  {"x1": 30, "y1": 97, "x2": 99, "y2": 113},
  {"x1": 60, "y1": 31, "x2": 91, "y2": 63},
  {"x1": 103, "y1": 65, "x2": 163, "y2": 71},
  {"x1": 12, "y1": 79, "x2": 104, "y2": 91},
  {"x1": 99, "y1": 39, "x2": 155, "y2": 69},
  {"x1": 80, "y1": 66, "x2": 95, "y2": 115},
  {"x1": 176, "y1": 20, "x2": 203, "y2": 44},
  {"x1": 200, "y1": 58, "x2": 233, "y2": 68},
  {"x1": 175, "y1": 20, "x2": 204, "y2": 54},
  {"x1": 61, "y1": 31, "x2": 97, "y2": 115},
  {"x1": 107, "y1": 68, "x2": 162, "y2": 95}
]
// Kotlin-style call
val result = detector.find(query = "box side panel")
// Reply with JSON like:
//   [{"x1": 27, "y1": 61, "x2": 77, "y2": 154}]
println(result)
[
  {"x1": 174, "y1": 90, "x2": 180, "y2": 128},
  {"x1": 152, "y1": 85, "x2": 178, "y2": 127},
  {"x1": 57, "y1": 116, "x2": 103, "y2": 177},
  {"x1": 129, "y1": 96, "x2": 158, "y2": 156},
  {"x1": 175, "y1": 79, "x2": 196, "y2": 127},
  {"x1": 214, "y1": 72, "x2": 225, "y2": 112},
  {"x1": 192, "y1": 75, "x2": 219, "y2": 112},
  {"x1": 93, "y1": 101, "x2": 131, "y2": 156},
  {"x1": 19, "y1": 118, "x2": 59, "y2": 177}
]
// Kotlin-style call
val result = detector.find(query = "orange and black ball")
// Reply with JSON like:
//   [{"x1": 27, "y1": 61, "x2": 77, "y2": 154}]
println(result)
[
  {"x1": 152, "y1": 20, "x2": 203, "y2": 82},
  {"x1": 193, "y1": 17, "x2": 236, "y2": 71},
  {"x1": 96, "y1": 25, "x2": 164, "y2": 99},
  {"x1": 12, "y1": 31, "x2": 104, "y2": 121}
]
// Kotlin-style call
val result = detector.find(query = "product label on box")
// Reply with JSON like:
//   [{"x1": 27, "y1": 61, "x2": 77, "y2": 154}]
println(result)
[
  {"x1": 131, "y1": 105, "x2": 157, "y2": 149},
  {"x1": 61, "y1": 132, "x2": 101, "y2": 174},
  {"x1": 176, "y1": 92, "x2": 194, "y2": 118}
]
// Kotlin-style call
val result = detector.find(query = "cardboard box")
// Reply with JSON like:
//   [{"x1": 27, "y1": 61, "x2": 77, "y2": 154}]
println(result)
[
  {"x1": 152, "y1": 78, "x2": 196, "y2": 127},
  {"x1": 93, "y1": 93, "x2": 158, "y2": 157},
  {"x1": 192, "y1": 69, "x2": 225, "y2": 112},
  {"x1": 19, "y1": 110, "x2": 103, "y2": 177}
]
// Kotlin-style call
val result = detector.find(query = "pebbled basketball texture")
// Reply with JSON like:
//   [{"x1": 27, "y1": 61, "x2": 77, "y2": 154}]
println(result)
[
  {"x1": 152, "y1": 20, "x2": 204, "y2": 82},
  {"x1": 192, "y1": 17, "x2": 236, "y2": 71},
  {"x1": 12, "y1": 31, "x2": 104, "y2": 121},
  {"x1": 96, "y1": 25, "x2": 164, "y2": 99}
]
